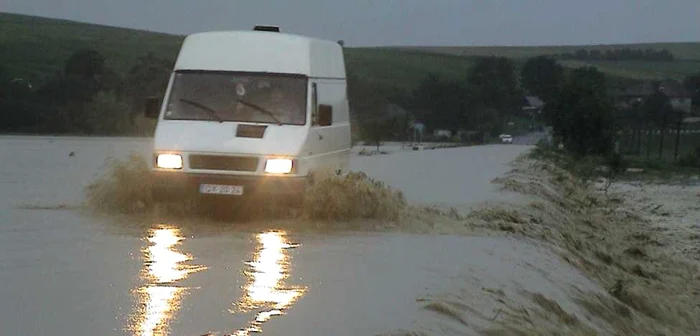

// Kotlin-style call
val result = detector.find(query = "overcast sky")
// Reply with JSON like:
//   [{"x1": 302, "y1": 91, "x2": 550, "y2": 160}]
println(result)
[{"x1": 2, "y1": 0, "x2": 699, "y2": 47}]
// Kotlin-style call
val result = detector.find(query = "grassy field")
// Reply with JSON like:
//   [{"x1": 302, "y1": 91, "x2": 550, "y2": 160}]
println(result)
[
  {"x1": 1, "y1": 12, "x2": 699, "y2": 90},
  {"x1": 559, "y1": 60, "x2": 700, "y2": 81},
  {"x1": 403, "y1": 44, "x2": 700, "y2": 80},
  {"x1": 345, "y1": 48, "x2": 475, "y2": 91}
]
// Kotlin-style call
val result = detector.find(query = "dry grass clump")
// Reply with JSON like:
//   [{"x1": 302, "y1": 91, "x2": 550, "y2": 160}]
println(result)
[
  {"x1": 84, "y1": 152, "x2": 154, "y2": 214},
  {"x1": 301, "y1": 171, "x2": 406, "y2": 221},
  {"x1": 481, "y1": 290, "x2": 599, "y2": 336}
]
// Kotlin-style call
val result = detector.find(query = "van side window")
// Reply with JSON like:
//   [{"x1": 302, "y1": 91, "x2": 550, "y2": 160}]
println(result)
[{"x1": 311, "y1": 83, "x2": 318, "y2": 126}]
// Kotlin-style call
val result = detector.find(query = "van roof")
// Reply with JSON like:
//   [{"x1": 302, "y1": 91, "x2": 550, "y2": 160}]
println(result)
[{"x1": 174, "y1": 30, "x2": 345, "y2": 79}]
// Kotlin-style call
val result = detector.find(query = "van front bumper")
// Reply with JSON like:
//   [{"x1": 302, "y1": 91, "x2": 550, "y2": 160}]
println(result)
[{"x1": 151, "y1": 171, "x2": 308, "y2": 200}]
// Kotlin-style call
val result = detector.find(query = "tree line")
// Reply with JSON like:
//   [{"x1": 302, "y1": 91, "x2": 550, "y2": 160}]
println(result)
[
  {"x1": 556, "y1": 48, "x2": 675, "y2": 61},
  {"x1": 1, "y1": 49, "x2": 533, "y2": 140},
  {"x1": 0, "y1": 49, "x2": 172, "y2": 135},
  {"x1": 1, "y1": 48, "x2": 698, "y2": 158},
  {"x1": 352, "y1": 56, "x2": 533, "y2": 145}
]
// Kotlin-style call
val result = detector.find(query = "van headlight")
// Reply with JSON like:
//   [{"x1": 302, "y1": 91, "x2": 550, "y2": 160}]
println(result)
[
  {"x1": 156, "y1": 154, "x2": 183, "y2": 169},
  {"x1": 264, "y1": 158, "x2": 294, "y2": 174}
]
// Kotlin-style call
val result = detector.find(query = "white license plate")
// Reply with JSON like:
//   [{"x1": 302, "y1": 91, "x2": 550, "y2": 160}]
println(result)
[{"x1": 199, "y1": 184, "x2": 244, "y2": 195}]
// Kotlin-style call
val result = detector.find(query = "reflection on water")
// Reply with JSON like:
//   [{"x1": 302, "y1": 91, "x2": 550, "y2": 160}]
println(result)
[
  {"x1": 129, "y1": 226, "x2": 206, "y2": 336},
  {"x1": 233, "y1": 231, "x2": 306, "y2": 335}
]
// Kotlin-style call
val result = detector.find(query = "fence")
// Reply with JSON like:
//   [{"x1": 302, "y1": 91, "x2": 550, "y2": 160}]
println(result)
[{"x1": 619, "y1": 127, "x2": 700, "y2": 162}]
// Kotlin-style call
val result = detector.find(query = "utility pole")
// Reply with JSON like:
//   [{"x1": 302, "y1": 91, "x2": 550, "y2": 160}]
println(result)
[
  {"x1": 658, "y1": 111, "x2": 667, "y2": 161},
  {"x1": 673, "y1": 109, "x2": 683, "y2": 161}
]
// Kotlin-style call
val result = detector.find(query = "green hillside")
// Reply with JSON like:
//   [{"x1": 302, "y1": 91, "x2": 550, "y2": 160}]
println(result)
[
  {"x1": 0, "y1": 13, "x2": 182, "y2": 81},
  {"x1": 1, "y1": 11, "x2": 698, "y2": 89}
]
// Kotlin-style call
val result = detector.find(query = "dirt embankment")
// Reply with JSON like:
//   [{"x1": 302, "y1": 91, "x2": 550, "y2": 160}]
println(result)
[{"x1": 456, "y1": 155, "x2": 700, "y2": 335}]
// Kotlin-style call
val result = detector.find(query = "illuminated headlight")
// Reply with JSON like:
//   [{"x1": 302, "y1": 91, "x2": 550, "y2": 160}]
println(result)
[
  {"x1": 156, "y1": 154, "x2": 183, "y2": 169},
  {"x1": 264, "y1": 158, "x2": 294, "y2": 174}
]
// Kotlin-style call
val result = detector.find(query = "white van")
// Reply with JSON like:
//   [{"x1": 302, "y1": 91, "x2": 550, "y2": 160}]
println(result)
[{"x1": 144, "y1": 26, "x2": 351, "y2": 200}]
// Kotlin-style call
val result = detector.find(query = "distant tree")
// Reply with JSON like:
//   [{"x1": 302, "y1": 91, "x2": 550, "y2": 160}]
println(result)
[
  {"x1": 472, "y1": 106, "x2": 503, "y2": 139},
  {"x1": 346, "y1": 71, "x2": 395, "y2": 144},
  {"x1": 589, "y1": 50, "x2": 602, "y2": 60},
  {"x1": 84, "y1": 91, "x2": 132, "y2": 134},
  {"x1": 467, "y1": 56, "x2": 521, "y2": 113},
  {"x1": 558, "y1": 53, "x2": 575, "y2": 60},
  {"x1": 120, "y1": 53, "x2": 174, "y2": 124},
  {"x1": 545, "y1": 66, "x2": 616, "y2": 156},
  {"x1": 39, "y1": 49, "x2": 114, "y2": 105},
  {"x1": 683, "y1": 73, "x2": 700, "y2": 107},
  {"x1": 574, "y1": 49, "x2": 589, "y2": 60},
  {"x1": 0, "y1": 65, "x2": 7, "y2": 103},
  {"x1": 643, "y1": 88, "x2": 672, "y2": 125},
  {"x1": 0, "y1": 79, "x2": 41, "y2": 132},
  {"x1": 413, "y1": 74, "x2": 468, "y2": 131},
  {"x1": 520, "y1": 56, "x2": 565, "y2": 102},
  {"x1": 34, "y1": 49, "x2": 121, "y2": 133},
  {"x1": 0, "y1": 65, "x2": 7, "y2": 84},
  {"x1": 642, "y1": 88, "x2": 673, "y2": 159},
  {"x1": 64, "y1": 49, "x2": 106, "y2": 79},
  {"x1": 564, "y1": 48, "x2": 674, "y2": 61}
]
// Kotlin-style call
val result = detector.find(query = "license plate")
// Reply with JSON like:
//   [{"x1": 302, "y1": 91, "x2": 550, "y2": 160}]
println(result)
[{"x1": 199, "y1": 184, "x2": 244, "y2": 195}]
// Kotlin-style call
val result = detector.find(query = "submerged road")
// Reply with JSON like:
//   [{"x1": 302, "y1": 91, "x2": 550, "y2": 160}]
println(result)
[{"x1": 0, "y1": 135, "x2": 598, "y2": 336}]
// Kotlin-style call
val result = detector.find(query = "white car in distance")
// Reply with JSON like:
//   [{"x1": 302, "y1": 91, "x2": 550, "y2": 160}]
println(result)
[{"x1": 499, "y1": 134, "x2": 513, "y2": 144}]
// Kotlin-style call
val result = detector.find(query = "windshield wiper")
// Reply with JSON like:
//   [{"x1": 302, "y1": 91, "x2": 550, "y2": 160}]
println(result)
[
  {"x1": 179, "y1": 98, "x2": 224, "y2": 123},
  {"x1": 234, "y1": 98, "x2": 282, "y2": 125}
]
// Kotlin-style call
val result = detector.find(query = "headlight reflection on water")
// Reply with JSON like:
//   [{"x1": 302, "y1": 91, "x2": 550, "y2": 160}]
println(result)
[
  {"x1": 233, "y1": 231, "x2": 306, "y2": 335},
  {"x1": 130, "y1": 226, "x2": 207, "y2": 336},
  {"x1": 128, "y1": 229, "x2": 305, "y2": 336}
]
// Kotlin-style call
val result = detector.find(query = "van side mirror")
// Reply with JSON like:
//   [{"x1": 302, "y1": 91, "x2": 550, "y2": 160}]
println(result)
[
  {"x1": 144, "y1": 96, "x2": 161, "y2": 119},
  {"x1": 318, "y1": 104, "x2": 333, "y2": 126}
]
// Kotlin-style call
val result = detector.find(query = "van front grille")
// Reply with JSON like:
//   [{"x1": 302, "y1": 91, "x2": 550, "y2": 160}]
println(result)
[{"x1": 189, "y1": 155, "x2": 259, "y2": 172}]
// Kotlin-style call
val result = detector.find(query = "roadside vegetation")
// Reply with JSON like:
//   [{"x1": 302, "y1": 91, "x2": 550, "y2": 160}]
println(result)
[
  {"x1": 522, "y1": 48, "x2": 700, "y2": 177},
  {"x1": 486, "y1": 53, "x2": 700, "y2": 334}
]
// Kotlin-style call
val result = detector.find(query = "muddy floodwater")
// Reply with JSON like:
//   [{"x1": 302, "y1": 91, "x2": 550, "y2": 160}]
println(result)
[{"x1": 0, "y1": 135, "x2": 602, "y2": 336}]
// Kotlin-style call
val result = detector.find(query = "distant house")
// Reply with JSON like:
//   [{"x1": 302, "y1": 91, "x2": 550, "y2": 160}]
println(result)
[
  {"x1": 683, "y1": 117, "x2": 700, "y2": 124},
  {"x1": 619, "y1": 82, "x2": 655, "y2": 106},
  {"x1": 617, "y1": 80, "x2": 692, "y2": 113},
  {"x1": 10, "y1": 78, "x2": 33, "y2": 89},
  {"x1": 659, "y1": 79, "x2": 693, "y2": 114},
  {"x1": 521, "y1": 96, "x2": 545, "y2": 114}
]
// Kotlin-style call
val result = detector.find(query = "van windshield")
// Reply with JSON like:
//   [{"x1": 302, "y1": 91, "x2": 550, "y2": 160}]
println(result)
[{"x1": 163, "y1": 71, "x2": 308, "y2": 125}]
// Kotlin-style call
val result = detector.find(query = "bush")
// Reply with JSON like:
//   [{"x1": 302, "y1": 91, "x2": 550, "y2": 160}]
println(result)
[
  {"x1": 84, "y1": 91, "x2": 133, "y2": 134},
  {"x1": 607, "y1": 153, "x2": 629, "y2": 175},
  {"x1": 677, "y1": 151, "x2": 699, "y2": 168}
]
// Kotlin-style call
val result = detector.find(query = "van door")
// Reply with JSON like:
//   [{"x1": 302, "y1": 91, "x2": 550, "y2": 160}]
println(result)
[{"x1": 306, "y1": 80, "x2": 348, "y2": 175}]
